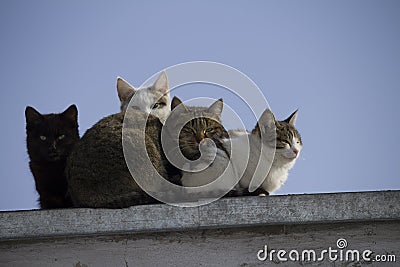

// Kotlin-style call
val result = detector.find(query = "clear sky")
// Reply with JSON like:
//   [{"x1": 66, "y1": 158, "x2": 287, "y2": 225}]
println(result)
[{"x1": 0, "y1": 1, "x2": 399, "y2": 211}]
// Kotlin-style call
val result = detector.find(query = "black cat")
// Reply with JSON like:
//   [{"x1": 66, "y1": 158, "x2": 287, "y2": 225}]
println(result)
[{"x1": 25, "y1": 105, "x2": 79, "y2": 209}]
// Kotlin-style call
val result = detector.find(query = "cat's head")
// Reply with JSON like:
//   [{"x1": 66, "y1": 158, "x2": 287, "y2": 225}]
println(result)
[
  {"x1": 25, "y1": 105, "x2": 80, "y2": 162},
  {"x1": 169, "y1": 97, "x2": 228, "y2": 160},
  {"x1": 252, "y1": 109, "x2": 302, "y2": 161},
  {"x1": 117, "y1": 71, "x2": 171, "y2": 123}
]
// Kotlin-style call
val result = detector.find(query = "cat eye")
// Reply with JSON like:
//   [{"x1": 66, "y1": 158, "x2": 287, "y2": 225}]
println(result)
[
  {"x1": 205, "y1": 128, "x2": 216, "y2": 133},
  {"x1": 152, "y1": 102, "x2": 166, "y2": 109},
  {"x1": 40, "y1": 135, "x2": 47, "y2": 141},
  {"x1": 58, "y1": 134, "x2": 66, "y2": 140}
]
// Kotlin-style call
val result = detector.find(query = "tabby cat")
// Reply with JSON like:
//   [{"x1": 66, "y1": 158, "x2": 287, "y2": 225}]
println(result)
[
  {"x1": 66, "y1": 110, "x2": 181, "y2": 208},
  {"x1": 234, "y1": 109, "x2": 302, "y2": 195},
  {"x1": 180, "y1": 109, "x2": 302, "y2": 196},
  {"x1": 67, "y1": 97, "x2": 229, "y2": 207},
  {"x1": 165, "y1": 97, "x2": 234, "y2": 198},
  {"x1": 167, "y1": 97, "x2": 228, "y2": 161},
  {"x1": 25, "y1": 105, "x2": 79, "y2": 209}
]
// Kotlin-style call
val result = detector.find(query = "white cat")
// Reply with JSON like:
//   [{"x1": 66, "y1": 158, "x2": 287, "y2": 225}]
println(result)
[
  {"x1": 233, "y1": 109, "x2": 302, "y2": 195},
  {"x1": 180, "y1": 108, "x2": 302, "y2": 196},
  {"x1": 116, "y1": 71, "x2": 171, "y2": 123}
]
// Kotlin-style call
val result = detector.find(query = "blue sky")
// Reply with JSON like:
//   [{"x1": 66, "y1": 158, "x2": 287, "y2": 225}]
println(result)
[{"x1": 0, "y1": 1, "x2": 399, "y2": 211}]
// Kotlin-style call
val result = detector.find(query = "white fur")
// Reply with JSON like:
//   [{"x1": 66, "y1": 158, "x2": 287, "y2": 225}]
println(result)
[
  {"x1": 180, "y1": 132, "x2": 302, "y2": 195},
  {"x1": 228, "y1": 129, "x2": 249, "y2": 137},
  {"x1": 237, "y1": 134, "x2": 301, "y2": 194},
  {"x1": 180, "y1": 108, "x2": 302, "y2": 196},
  {"x1": 117, "y1": 72, "x2": 171, "y2": 124},
  {"x1": 180, "y1": 140, "x2": 238, "y2": 194},
  {"x1": 129, "y1": 89, "x2": 171, "y2": 124}
]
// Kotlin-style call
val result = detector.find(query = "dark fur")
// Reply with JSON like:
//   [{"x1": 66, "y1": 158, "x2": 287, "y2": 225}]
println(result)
[
  {"x1": 25, "y1": 105, "x2": 79, "y2": 209},
  {"x1": 170, "y1": 97, "x2": 229, "y2": 161},
  {"x1": 66, "y1": 111, "x2": 180, "y2": 208}
]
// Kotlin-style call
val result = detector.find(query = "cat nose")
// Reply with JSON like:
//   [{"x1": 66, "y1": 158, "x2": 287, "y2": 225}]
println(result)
[
  {"x1": 293, "y1": 149, "x2": 299, "y2": 156},
  {"x1": 195, "y1": 132, "x2": 205, "y2": 143},
  {"x1": 52, "y1": 141, "x2": 57, "y2": 149}
]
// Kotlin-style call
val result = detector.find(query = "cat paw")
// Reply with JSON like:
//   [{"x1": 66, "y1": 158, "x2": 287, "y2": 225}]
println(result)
[{"x1": 252, "y1": 188, "x2": 269, "y2": 197}]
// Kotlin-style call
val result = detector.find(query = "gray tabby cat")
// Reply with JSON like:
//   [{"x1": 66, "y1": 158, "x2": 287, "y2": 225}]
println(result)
[
  {"x1": 66, "y1": 110, "x2": 180, "y2": 208},
  {"x1": 66, "y1": 96, "x2": 229, "y2": 207},
  {"x1": 237, "y1": 109, "x2": 302, "y2": 195},
  {"x1": 167, "y1": 98, "x2": 233, "y2": 201},
  {"x1": 180, "y1": 109, "x2": 302, "y2": 196},
  {"x1": 167, "y1": 97, "x2": 228, "y2": 161},
  {"x1": 117, "y1": 71, "x2": 171, "y2": 123},
  {"x1": 67, "y1": 72, "x2": 174, "y2": 208}
]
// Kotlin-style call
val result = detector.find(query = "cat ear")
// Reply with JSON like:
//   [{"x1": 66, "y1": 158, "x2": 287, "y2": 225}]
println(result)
[
  {"x1": 207, "y1": 98, "x2": 223, "y2": 120},
  {"x1": 257, "y1": 109, "x2": 276, "y2": 134},
  {"x1": 284, "y1": 109, "x2": 298, "y2": 126},
  {"x1": 61, "y1": 104, "x2": 78, "y2": 124},
  {"x1": 171, "y1": 96, "x2": 188, "y2": 111},
  {"x1": 117, "y1": 77, "x2": 136, "y2": 101},
  {"x1": 25, "y1": 106, "x2": 43, "y2": 125},
  {"x1": 153, "y1": 71, "x2": 168, "y2": 94}
]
